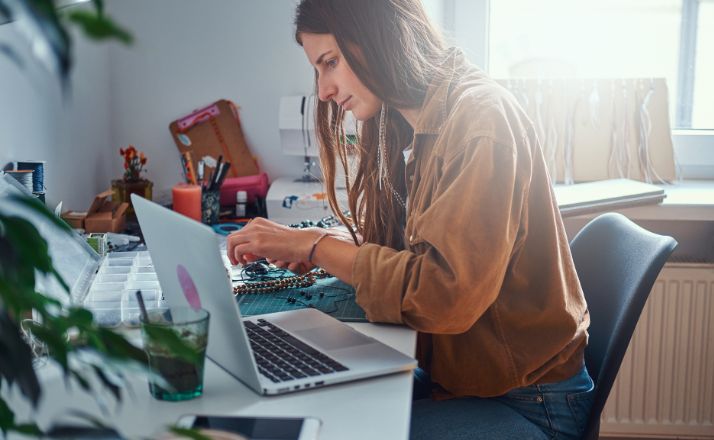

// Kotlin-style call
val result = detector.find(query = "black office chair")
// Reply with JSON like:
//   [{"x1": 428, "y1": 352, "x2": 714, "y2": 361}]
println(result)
[{"x1": 569, "y1": 213, "x2": 677, "y2": 440}]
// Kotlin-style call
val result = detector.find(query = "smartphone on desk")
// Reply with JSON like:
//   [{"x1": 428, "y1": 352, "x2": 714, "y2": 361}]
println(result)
[{"x1": 175, "y1": 415, "x2": 321, "y2": 440}]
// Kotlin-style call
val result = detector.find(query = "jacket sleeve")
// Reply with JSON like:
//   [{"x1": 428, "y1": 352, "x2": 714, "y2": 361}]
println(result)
[{"x1": 352, "y1": 135, "x2": 531, "y2": 334}]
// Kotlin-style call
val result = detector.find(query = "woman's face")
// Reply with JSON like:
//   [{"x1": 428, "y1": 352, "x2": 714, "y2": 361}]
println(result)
[{"x1": 301, "y1": 32, "x2": 381, "y2": 121}]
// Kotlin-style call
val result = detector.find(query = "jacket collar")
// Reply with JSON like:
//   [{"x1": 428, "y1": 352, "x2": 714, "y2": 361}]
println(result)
[{"x1": 412, "y1": 47, "x2": 465, "y2": 136}]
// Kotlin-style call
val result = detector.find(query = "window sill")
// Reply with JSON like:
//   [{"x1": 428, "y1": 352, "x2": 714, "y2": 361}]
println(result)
[
  {"x1": 615, "y1": 179, "x2": 714, "y2": 221},
  {"x1": 562, "y1": 180, "x2": 714, "y2": 263}
]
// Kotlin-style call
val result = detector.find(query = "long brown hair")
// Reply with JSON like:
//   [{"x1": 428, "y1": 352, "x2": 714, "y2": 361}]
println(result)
[{"x1": 295, "y1": 0, "x2": 448, "y2": 249}]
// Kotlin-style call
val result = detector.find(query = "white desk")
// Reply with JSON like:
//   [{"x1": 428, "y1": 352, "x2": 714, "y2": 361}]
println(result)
[{"x1": 6, "y1": 323, "x2": 416, "y2": 440}]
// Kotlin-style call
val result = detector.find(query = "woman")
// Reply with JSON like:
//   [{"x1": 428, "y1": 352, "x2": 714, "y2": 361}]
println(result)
[{"x1": 227, "y1": 0, "x2": 593, "y2": 438}]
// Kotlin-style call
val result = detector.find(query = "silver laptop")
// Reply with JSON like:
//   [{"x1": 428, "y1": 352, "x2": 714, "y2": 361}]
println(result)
[{"x1": 132, "y1": 194, "x2": 416, "y2": 396}]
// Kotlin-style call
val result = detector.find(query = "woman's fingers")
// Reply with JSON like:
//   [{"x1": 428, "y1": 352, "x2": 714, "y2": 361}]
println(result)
[
  {"x1": 227, "y1": 228, "x2": 262, "y2": 264},
  {"x1": 232, "y1": 244, "x2": 258, "y2": 266},
  {"x1": 287, "y1": 261, "x2": 310, "y2": 274},
  {"x1": 226, "y1": 220, "x2": 316, "y2": 267},
  {"x1": 227, "y1": 235, "x2": 238, "y2": 265},
  {"x1": 272, "y1": 260, "x2": 288, "y2": 269},
  {"x1": 226, "y1": 231, "x2": 247, "y2": 265}
]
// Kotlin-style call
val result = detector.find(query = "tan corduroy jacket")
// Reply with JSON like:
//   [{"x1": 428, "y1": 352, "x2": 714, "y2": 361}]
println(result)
[{"x1": 352, "y1": 49, "x2": 589, "y2": 399}]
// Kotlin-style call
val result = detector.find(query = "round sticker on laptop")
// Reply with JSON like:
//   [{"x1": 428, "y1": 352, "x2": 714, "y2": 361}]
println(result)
[{"x1": 177, "y1": 264, "x2": 201, "y2": 310}]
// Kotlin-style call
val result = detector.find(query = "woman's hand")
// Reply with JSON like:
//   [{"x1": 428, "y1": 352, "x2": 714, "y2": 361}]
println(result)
[{"x1": 226, "y1": 218, "x2": 324, "y2": 273}]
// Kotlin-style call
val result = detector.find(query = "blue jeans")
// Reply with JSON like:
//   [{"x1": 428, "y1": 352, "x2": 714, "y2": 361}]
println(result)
[{"x1": 410, "y1": 365, "x2": 594, "y2": 440}]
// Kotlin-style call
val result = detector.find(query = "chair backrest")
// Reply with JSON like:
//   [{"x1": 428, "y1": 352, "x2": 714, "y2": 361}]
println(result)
[{"x1": 569, "y1": 213, "x2": 677, "y2": 440}]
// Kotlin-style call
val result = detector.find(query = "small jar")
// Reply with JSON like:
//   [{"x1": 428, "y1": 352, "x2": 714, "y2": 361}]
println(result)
[{"x1": 235, "y1": 190, "x2": 248, "y2": 218}]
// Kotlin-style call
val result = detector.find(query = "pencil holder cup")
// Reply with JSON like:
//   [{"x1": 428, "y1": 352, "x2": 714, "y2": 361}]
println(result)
[{"x1": 201, "y1": 190, "x2": 220, "y2": 224}]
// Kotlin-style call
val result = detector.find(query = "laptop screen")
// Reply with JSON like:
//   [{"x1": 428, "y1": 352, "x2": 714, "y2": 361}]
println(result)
[{"x1": 0, "y1": 172, "x2": 99, "y2": 304}]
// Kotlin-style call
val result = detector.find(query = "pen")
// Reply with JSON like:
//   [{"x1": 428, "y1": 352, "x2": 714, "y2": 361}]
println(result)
[
  {"x1": 179, "y1": 155, "x2": 189, "y2": 183},
  {"x1": 182, "y1": 151, "x2": 197, "y2": 185},
  {"x1": 216, "y1": 162, "x2": 231, "y2": 188},
  {"x1": 208, "y1": 163, "x2": 219, "y2": 192},
  {"x1": 212, "y1": 155, "x2": 223, "y2": 188}
]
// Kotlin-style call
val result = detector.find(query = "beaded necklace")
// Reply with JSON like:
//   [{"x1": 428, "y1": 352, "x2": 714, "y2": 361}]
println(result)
[
  {"x1": 233, "y1": 264, "x2": 331, "y2": 296},
  {"x1": 378, "y1": 104, "x2": 407, "y2": 210}
]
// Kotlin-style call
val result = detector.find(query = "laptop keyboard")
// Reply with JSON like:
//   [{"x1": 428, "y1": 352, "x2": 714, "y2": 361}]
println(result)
[{"x1": 245, "y1": 319, "x2": 349, "y2": 383}]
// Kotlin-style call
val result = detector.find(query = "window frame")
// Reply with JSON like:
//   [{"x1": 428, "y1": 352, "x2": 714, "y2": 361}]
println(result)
[{"x1": 676, "y1": 0, "x2": 698, "y2": 128}]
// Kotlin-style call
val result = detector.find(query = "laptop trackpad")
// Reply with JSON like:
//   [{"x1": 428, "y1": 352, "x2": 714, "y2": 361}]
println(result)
[{"x1": 295, "y1": 325, "x2": 373, "y2": 351}]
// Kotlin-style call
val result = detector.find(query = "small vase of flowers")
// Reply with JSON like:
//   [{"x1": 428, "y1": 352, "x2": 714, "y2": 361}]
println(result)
[{"x1": 111, "y1": 145, "x2": 153, "y2": 213}]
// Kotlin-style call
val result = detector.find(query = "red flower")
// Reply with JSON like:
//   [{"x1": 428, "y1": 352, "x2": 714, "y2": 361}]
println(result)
[{"x1": 119, "y1": 144, "x2": 149, "y2": 182}]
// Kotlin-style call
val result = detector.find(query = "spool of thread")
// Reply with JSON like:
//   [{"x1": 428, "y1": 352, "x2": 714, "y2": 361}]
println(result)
[
  {"x1": 172, "y1": 183, "x2": 202, "y2": 221},
  {"x1": 17, "y1": 161, "x2": 46, "y2": 193},
  {"x1": 211, "y1": 222, "x2": 246, "y2": 236},
  {"x1": 7, "y1": 170, "x2": 34, "y2": 194}
]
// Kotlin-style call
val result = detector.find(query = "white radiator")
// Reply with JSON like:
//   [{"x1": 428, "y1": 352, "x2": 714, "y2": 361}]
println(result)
[{"x1": 600, "y1": 263, "x2": 714, "y2": 439}]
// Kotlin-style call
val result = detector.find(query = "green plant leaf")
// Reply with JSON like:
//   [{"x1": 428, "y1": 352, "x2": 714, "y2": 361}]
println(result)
[
  {"x1": 11, "y1": 423, "x2": 42, "y2": 436},
  {"x1": 0, "y1": 394, "x2": 16, "y2": 436},
  {"x1": 50, "y1": 267, "x2": 71, "y2": 296},
  {"x1": 9, "y1": 194, "x2": 71, "y2": 233},
  {"x1": 142, "y1": 325, "x2": 201, "y2": 364},
  {"x1": 24, "y1": 0, "x2": 72, "y2": 80},
  {"x1": 92, "y1": 327, "x2": 148, "y2": 364},
  {"x1": 0, "y1": 277, "x2": 27, "y2": 316},
  {"x1": 23, "y1": 290, "x2": 63, "y2": 315},
  {"x1": 0, "y1": 311, "x2": 41, "y2": 407},
  {"x1": 69, "y1": 370, "x2": 91, "y2": 393},
  {"x1": 0, "y1": 233, "x2": 37, "y2": 304},
  {"x1": 66, "y1": 10, "x2": 132, "y2": 44},
  {"x1": 0, "y1": 288, "x2": 63, "y2": 324},
  {"x1": 168, "y1": 426, "x2": 213, "y2": 440},
  {"x1": 90, "y1": 365, "x2": 121, "y2": 403},
  {"x1": 0, "y1": 397, "x2": 41, "y2": 436},
  {"x1": 2, "y1": 216, "x2": 52, "y2": 274},
  {"x1": 66, "y1": 307, "x2": 94, "y2": 328},
  {"x1": 91, "y1": 0, "x2": 104, "y2": 16}
]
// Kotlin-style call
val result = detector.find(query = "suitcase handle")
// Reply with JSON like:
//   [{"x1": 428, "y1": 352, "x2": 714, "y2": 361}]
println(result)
[{"x1": 177, "y1": 104, "x2": 220, "y2": 131}]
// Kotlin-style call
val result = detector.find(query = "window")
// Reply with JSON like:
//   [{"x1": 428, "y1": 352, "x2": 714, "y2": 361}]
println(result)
[
  {"x1": 443, "y1": 0, "x2": 714, "y2": 179},
  {"x1": 488, "y1": 0, "x2": 712, "y2": 130},
  {"x1": 439, "y1": 1, "x2": 712, "y2": 179}
]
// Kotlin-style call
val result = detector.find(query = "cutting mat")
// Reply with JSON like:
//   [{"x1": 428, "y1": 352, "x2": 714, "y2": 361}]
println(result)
[{"x1": 235, "y1": 276, "x2": 367, "y2": 322}]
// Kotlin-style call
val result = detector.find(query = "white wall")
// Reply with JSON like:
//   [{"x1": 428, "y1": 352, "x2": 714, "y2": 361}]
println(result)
[
  {"x1": 441, "y1": 0, "x2": 489, "y2": 69},
  {"x1": 104, "y1": 0, "x2": 490, "y2": 202},
  {"x1": 1, "y1": 0, "x2": 487, "y2": 209},
  {"x1": 106, "y1": 0, "x2": 315, "y2": 202},
  {"x1": 0, "y1": 1, "x2": 317, "y2": 209},
  {"x1": 0, "y1": 22, "x2": 113, "y2": 210}
]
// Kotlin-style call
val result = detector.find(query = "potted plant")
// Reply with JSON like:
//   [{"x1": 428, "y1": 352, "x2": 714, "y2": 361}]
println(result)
[
  {"x1": 112, "y1": 145, "x2": 153, "y2": 214},
  {"x1": 0, "y1": 1, "x2": 197, "y2": 437}
]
